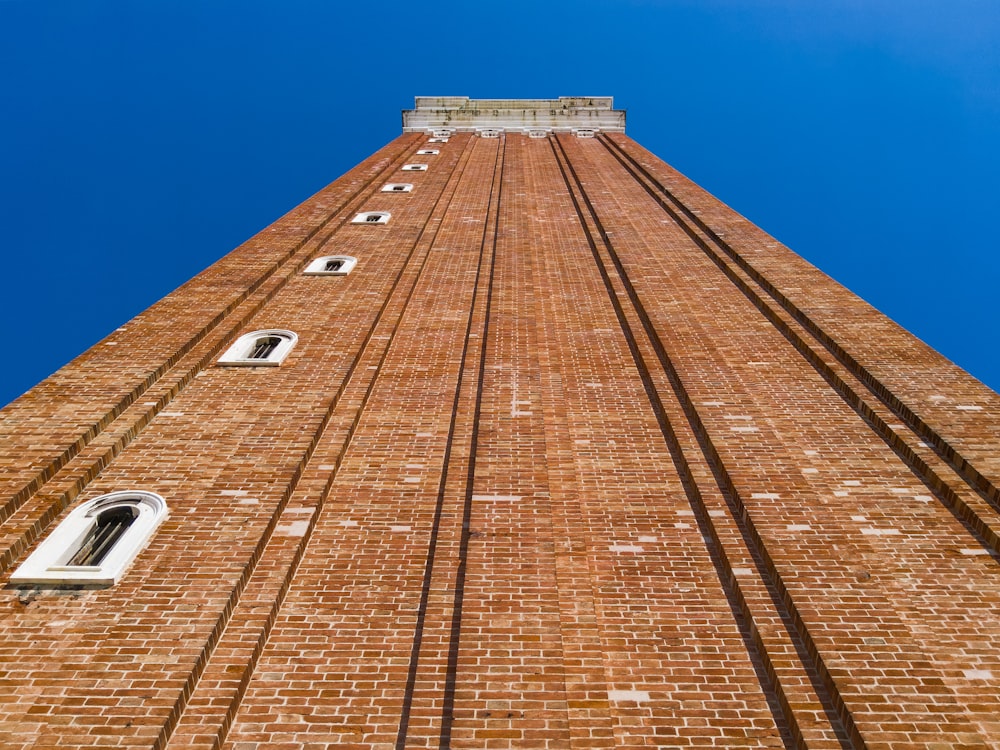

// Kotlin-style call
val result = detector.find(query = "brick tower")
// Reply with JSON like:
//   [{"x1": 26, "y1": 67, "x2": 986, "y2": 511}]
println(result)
[{"x1": 1, "y1": 97, "x2": 999, "y2": 749}]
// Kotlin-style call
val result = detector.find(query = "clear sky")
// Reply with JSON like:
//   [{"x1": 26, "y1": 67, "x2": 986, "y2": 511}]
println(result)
[{"x1": 2, "y1": 0, "x2": 999, "y2": 407}]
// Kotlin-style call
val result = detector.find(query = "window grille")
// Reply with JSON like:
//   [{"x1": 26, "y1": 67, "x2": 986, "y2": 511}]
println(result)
[
  {"x1": 249, "y1": 336, "x2": 282, "y2": 359},
  {"x1": 304, "y1": 256, "x2": 357, "y2": 276},
  {"x1": 10, "y1": 491, "x2": 169, "y2": 586},
  {"x1": 66, "y1": 506, "x2": 137, "y2": 566},
  {"x1": 352, "y1": 211, "x2": 391, "y2": 224},
  {"x1": 218, "y1": 329, "x2": 298, "y2": 366}
]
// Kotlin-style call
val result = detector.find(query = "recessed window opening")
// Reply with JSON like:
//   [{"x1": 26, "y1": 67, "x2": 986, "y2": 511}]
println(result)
[
  {"x1": 431, "y1": 129, "x2": 453, "y2": 138},
  {"x1": 402, "y1": 164, "x2": 428, "y2": 171},
  {"x1": 527, "y1": 129, "x2": 549, "y2": 138},
  {"x1": 574, "y1": 128, "x2": 597, "y2": 138},
  {"x1": 428, "y1": 137, "x2": 449, "y2": 143},
  {"x1": 249, "y1": 335, "x2": 282, "y2": 359},
  {"x1": 416, "y1": 149, "x2": 439, "y2": 155},
  {"x1": 10, "y1": 491, "x2": 169, "y2": 586},
  {"x1": 218, "y1": 329, "x2": 298, "y2": 366},
  {"x1": 381, "y1": 183, "x2": 413, "y2": 193},
  {"x1": 352, "y1": 211, "x2": 391, "y2": 224},
  {"x1": 478, "y1": 128, "x2": 502, "y2": 138},
  {"x1": 66, "y1": 506, "x2": 137, "y2": 566},
  {"x1": 304, "y1": 256, "x2": 357, "y2": 276}
]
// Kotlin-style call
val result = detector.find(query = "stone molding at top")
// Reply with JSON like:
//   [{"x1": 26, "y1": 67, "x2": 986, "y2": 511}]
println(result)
[{"x1": 401, "y1": 96, "x2": 626, "y2": 133}]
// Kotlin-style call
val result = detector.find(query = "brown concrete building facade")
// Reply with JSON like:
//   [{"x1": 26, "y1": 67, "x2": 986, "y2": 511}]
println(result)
[{"x1": 1, "y1": 97, "x2": 999, "y2": 749}]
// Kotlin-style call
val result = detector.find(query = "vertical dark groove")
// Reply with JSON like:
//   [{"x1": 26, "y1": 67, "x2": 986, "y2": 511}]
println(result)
[
  {"x1": 437, "y1": 135, "x2": 504, "y2": 750},
  {"x1": 601, "y1": 134, "x2": 1000, "y2": 518},
  {"x1": 391, "y1": 135, "x2": 505, "y2": 750},
  {"x1": 155, "y1": 133, "x2": 483, "y2": 750},
  {"x1": 1, "y1": 136, "x2": 428, "y2": 556},
  {"x1": 596, "y1": 135, "x2": 1000, "y2": 557},
  {"x1": 550, "y1": 133, "x2": 859, "y2": 750}
]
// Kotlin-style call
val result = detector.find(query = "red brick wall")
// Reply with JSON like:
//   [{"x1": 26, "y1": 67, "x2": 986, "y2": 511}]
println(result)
[{"x1": 1, "y1": 128, "x2": 997, "y2": 749}]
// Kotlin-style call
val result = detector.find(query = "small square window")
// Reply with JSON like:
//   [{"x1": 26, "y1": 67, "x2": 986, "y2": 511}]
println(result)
[{"x1": 381, "y1": 183, "x2": 414, "y2": 193}]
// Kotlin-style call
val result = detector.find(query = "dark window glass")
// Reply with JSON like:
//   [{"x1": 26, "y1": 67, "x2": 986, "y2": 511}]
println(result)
[
  {"x1": 366, "y1": 214, "x2": 382, "y2": 222},
  {"x1": 249, "y1": 336, "x2": 282, "y2": 359},
  {"x1": 324, "y1": 259, "x2": 344, "y2": 272},
  {"x1": 67, "y1": 507, "x2": 137, "y2": 566}
]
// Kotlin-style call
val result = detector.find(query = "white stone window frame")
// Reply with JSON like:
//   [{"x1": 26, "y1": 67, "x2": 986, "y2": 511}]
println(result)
[
  {"x1": 10, "y1": 491, "x2": 169, "y2": 586},
  {"x1": 352, "y1": 211, "x2": 392, "y2": 224},
  {"x1": 427, "y1": 137, "x2": 449, "y2": 143},
  {"x1": 573, "y1": 128, "x2": 598, "y2": 138},
  {"x1": 525, "y1": 128, "x2": 550, "y2": 139},
  {"x1": 381, "y1": 183, "x2": 414, "y2": 193},
  {"x1": 303, "y1": 255, "x2": 357, "y2": 276},
  {"x1": 416, "y1": 149, "x2": 439, "y2": 155},
  {"x1": 430, "y1": 128, "x2": 454, "y2": 138},
  {"x1": 401, "y1": 164, "x2": 428, "y2": 172},
  {"x1": 218, "y1": 329, "x2": 298, "y2": 366},
  {"x1": 478, "y1": 128, "x2": 503, "y2": 138}
]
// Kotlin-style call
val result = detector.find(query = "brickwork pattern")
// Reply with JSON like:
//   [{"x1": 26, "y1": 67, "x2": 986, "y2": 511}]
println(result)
[{"x1": 0, "y1": 126, "x2": 998, "y2": 749}]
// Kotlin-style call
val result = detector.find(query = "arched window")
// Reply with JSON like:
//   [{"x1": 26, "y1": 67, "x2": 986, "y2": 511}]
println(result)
[
  {"x1": 218, "y1": 329, "x2": 298, "y2": 366},
  {"x1": 352, "y1": 211, "x2": 391, "y2": 224},
  {"x1": 10, "y1": 491, "x2": 169, "y2": 586},
  {"x1": 67, "y1": 505, "x2": 137, "y2": 566},
  {"x1": 304, "y1": 255, "x2": 357, "y2": 276},
  {"x1": 381, "y1": 183, "x2": 413, "y2": 193}
]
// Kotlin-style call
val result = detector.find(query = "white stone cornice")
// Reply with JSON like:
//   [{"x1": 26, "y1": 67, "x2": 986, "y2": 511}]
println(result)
[{"x1": 401, "y1": 96, "x2": 626, "y2": 133}]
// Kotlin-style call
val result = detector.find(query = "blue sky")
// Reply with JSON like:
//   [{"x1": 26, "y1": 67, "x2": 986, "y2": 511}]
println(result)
[{"x1": 1, "y1": 0, "x2": 999, "y2": 406}]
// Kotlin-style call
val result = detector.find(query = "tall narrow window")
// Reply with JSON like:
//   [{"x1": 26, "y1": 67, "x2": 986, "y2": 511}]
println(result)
[
  {"x1": 218, "y1": 329, "x2": 298, "y2": 366},
  {"x1": 304, "y1": 256, "x2": 357, "y2": 276},
  {"x1": 10, "y1": 491, "x2": 169, "y2": 586},
  {"x1": 66, "y1": 506, "x2": 137, "y2": 566}
]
